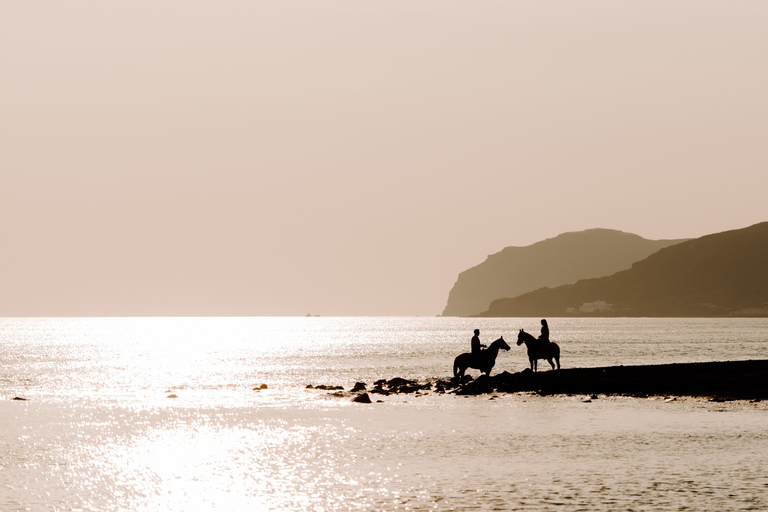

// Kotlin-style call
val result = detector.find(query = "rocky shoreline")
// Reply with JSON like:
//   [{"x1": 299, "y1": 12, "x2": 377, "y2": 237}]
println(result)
[{"x1": 307, "y1": 360, "x2": 768, "y2": 402}]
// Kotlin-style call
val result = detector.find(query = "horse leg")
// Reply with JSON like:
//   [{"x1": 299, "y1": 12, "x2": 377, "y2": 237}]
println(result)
[
  {"x1": 453, "y1": 360, "x2": 464, "y2": 379},
  {"x1": 548, "y1": 358, "x2": 555, "y2": 370}
]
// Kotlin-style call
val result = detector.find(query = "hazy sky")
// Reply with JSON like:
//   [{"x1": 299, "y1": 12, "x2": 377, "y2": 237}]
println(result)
[{"x1": 2, "y1": 1, "x2": 767, "y2": 316}]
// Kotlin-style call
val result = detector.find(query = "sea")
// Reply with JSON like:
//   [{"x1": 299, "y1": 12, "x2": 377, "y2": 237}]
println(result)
[{"x1": 2, "y1": 316, "x2": 768, "y2": 511}]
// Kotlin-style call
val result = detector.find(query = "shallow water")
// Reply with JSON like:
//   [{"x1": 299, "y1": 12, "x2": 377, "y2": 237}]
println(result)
[{"x1": 2, "y1": 317, "x2": 768, "y2": 510}]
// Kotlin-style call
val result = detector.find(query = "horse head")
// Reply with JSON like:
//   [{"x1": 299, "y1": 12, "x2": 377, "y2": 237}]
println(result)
[
  {"x1": 516, "y1": 329, "x2": 531, "y2": 346},
  {"x1": 491, "y1": 336, "x2": 511, "y2": 351}
]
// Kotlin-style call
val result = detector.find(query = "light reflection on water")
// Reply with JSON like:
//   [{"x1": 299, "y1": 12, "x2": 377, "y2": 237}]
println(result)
[
  {"x1": 2, "y1": 317, "x2": 768, "y2": 511},
  {"x1": 3, "y1": 397, "x2": 768, "y2": 511},
  {"x1": 4, "y1": 316, "x2": 768, "y2": 404}
]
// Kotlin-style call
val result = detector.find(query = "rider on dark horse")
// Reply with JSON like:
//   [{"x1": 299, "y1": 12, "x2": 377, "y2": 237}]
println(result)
[
  {"x1": 471, "y1": 329, "x2": 486, "y2": 358},
  {"x1": 539, "y1": 319, "x2": 550, "y2": 346}
]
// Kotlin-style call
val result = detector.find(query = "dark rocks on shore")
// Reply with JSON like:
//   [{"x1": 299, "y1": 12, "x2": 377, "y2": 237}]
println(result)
[
  {"x1": 306, "y1": 384, "x2": 344, "y2": 390},
  {"x1": 12, "y1": 396, "x2": 28, "y2": 401},
  {"x1": 306, "y1": 377, "x2": 453, "y2": 399},
  {"x1": 371, "y1": 377, "x2": 432, "y2": 395},
  {"x1": 306, "y1": 360, "x2": 768, "y2": 401},
  {"x1": 455, "y1": 374, "x2": 496, "y2": 395}
]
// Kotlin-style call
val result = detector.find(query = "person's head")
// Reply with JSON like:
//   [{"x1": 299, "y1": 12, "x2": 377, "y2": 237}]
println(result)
[
  {"x1": 541, "y1": 319, "x2": 547, "y2": 326},
  {"x1": 474, "y1": 329, "x2": 480, "y2": 335}
]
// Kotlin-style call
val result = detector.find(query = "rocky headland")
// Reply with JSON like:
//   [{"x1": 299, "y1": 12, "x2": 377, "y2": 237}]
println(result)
[
  {"x1": 479, "y1": 222, "x2": 768, "y2": 317},
  {"x1": 442, "y1": 228, "x2": 687, "y2": 317}
]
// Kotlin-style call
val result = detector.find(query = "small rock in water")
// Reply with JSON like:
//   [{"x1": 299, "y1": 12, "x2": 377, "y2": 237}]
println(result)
[
  {"x1": 352, "y1": 393, "x2": 372, "y2": 404},
  {"x1": 350, "y1": 382, "x2": 366, "y2": 392},
  {"x1": 253, "y1": 384, "x2": 268, "y2": 391},
  {"x1": 167, "y1": 394, "x2": 178, "y2": 399},
  {"x1": 12, "y1": 396, "x2": 28, "y2": 401}
]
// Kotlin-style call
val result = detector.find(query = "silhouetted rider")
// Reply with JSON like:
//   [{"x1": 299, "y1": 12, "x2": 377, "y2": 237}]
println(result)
[
  {"x1": 539, "y1": 319, "x2": 550, "y2": 344},
  {"x1": 471, "y1": 329, "x2": 486, "y2": 355}
]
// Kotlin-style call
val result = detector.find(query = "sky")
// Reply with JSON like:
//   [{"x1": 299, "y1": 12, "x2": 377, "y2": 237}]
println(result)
[{"x1": 2, "y1": 1, "x2": 767, "y2": 317}]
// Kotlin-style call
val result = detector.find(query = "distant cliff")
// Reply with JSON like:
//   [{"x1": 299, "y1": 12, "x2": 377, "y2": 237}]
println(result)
[
  {"x1": 442, "y1": 229, "x2": 686, "y2": 316},
  {"x1": 479, "y1": 222, "x2": 768, "y2": 317}
]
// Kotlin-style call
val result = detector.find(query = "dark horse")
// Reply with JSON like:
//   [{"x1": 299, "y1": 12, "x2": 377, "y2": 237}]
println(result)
[
  {"x1": 516, "y1": 329, "x2": 560, "y2": 371},
  {"x1": 453, "y1": 336, "x2": 510, "y2": 378}
]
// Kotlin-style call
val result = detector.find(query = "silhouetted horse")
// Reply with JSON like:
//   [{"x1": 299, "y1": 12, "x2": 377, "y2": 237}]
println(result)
[
  {"x1": 516, "y1": 329, "x2": 560, "y2": 371},
  {"x1": 453, "y1": 336, "x2": 510, "y2": 378}
]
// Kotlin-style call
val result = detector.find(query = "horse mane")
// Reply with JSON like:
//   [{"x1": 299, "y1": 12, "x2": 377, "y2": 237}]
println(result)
[{"x1": 518, "y1": 329, "x2": 536, "y2": 342}]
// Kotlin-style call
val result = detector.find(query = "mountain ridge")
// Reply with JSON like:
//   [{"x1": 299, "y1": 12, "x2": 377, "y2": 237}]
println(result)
[
  {"x1": 442, "y1": 228, "x2": 688, "y2": 316},
  {"x1": 477, "y1": 222, "x2": 768, "y2": 317}
]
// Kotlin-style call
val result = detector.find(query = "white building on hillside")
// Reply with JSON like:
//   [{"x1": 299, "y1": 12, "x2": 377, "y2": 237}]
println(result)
[{"x1": 579, "y1": 300, "x2": 613, "y2": 313}]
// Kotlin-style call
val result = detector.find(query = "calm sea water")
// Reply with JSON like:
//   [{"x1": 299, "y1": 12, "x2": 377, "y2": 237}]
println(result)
[{"x1": 2, "y1": 317, "x2": 768, "y2": 511}]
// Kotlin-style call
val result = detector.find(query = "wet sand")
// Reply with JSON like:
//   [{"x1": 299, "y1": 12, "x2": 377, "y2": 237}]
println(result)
[{"x1": 459, "y1": 359, "x2": 768, "y2": 399}]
